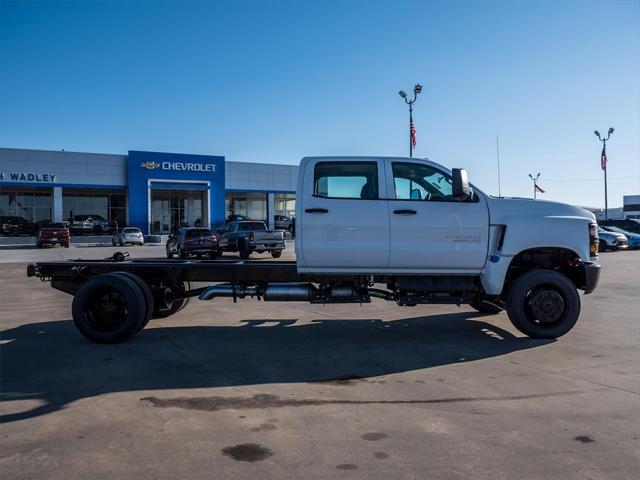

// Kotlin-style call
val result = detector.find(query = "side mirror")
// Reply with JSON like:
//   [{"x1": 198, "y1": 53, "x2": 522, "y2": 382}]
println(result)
[{"x1": 452, "y1": 168, "x2": 473, "y2": 201}]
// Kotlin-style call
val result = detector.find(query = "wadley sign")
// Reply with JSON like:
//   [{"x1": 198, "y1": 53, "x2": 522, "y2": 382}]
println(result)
[
  {"x1": 0, "y1": 172, "x2": 57, "y2": 182},
  {"x1": 140, "y1": 161, "x2": 215, "y2": 172}
]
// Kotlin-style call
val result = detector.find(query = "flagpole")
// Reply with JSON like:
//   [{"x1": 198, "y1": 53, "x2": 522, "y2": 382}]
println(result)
[
  {"x1": 398, "y1": 84, "x2": 422, "y2": 158},
  {"x1": 409, "y1": 103, "x2": 413, "y2": 158},
  {"x1": 496, "y1": 135, "x2": 502, "y2": 197},
  {"x1": 593, "y1": 127, "x2": 614, "y2": 220}
]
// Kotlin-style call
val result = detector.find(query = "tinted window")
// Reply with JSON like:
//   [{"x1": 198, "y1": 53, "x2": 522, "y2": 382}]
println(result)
[
  {"x1": 186, "y1": 229, "x2": 212, "y2": 237},
  {"x1": 123, "y1": 228, "x2": 141, "y2": 233},
  {"x1": 392, "y1": 162, "x2": 454, "y2": 201},
  {"x1": 313, "y1": 162, "x2": 378, "y2": 199},
  {"x1": 238, "y1": 222, "x2": 267, "y2": 231}
]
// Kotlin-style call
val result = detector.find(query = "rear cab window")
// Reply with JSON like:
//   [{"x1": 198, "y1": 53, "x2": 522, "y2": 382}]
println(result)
[
  {"x1": 238, "y1": 222, "x2": 267, "y2": 231},
  {"x1": 313, "y1": 162, "x2": 379, "y2": 200}
]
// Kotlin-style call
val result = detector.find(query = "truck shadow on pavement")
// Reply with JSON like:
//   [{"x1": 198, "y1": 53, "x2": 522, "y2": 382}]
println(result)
[{"x1": 0, "y1": 312, "x2": 553, "y2": 423}]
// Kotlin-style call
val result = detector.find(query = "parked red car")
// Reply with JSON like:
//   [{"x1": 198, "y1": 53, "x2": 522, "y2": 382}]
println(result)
[{"x1": 37, "y1": 222, "x2": 70, "y2": 248}]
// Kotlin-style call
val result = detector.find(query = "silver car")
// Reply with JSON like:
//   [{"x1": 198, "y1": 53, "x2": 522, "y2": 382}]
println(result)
[{"x1": 112, "y1": 227, "x2": 144, "y2": 246}]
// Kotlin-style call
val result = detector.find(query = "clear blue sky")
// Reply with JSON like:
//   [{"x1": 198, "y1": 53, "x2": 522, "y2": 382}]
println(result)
[{"x1": 1, "y1": 0, "x2": 638, "y2": 207}]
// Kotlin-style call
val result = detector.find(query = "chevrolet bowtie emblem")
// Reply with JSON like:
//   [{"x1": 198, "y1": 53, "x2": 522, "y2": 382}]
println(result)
[{"x1": 140, "y1": 161, "x2": 161, "y2": 170}]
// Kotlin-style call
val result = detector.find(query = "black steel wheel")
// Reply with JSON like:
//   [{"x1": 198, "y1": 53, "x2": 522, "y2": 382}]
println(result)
[
  {"x1": 152, "y1": 281, "x2": 190, "y2": 319},
  {"x1": 71, "y1": 273, "x2": 149, "y2": 343},
  {"x1": 469, "y1": 300, "x2": 502, "y2": 314},
  {"x1": 506, "y1": 269, "x2": 580, "y2": 339}
]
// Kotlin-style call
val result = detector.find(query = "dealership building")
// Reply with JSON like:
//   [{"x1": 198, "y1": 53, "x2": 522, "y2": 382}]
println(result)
[{"x1": 0, "y1": 148, "x2": 298, "y2": 234}]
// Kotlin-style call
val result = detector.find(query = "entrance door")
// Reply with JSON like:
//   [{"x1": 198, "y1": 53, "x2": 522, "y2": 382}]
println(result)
[
  {"x1": 298, "y1": 158, "x2": 390, "y2": 270},
  {"x1": 385, "y1": 159, "x2": 489, "y2": 271}
]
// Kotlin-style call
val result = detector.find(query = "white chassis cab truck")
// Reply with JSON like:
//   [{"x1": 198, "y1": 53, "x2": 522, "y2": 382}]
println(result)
[{"x1": 28, "y1": 157, "x2": 601, "y2": 343}]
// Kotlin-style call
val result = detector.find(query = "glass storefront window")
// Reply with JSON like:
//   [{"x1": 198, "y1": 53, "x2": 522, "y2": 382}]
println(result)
[
  {"x1": 275, "y1": 193, "x2": 296, "y2": 218},
  {"x1": 0, "y1": 187, "x2": 52, "y2": 230},
  {"x1": 62, "y1": 188, "x2": 127, "y2": 224},
  {"x1": 225, "y1": 192, "x2": 268, "y2": 222},
  {"x1": 150, "y1": 189, "x2": 205, "y2": 234}
]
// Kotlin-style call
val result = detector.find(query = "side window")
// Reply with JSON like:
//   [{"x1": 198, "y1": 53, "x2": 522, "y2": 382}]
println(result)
[
  {"x1": 392, "y1": 162, "x2": 454, "y2": 201},
  {"x1": 313, "y1": 162, "x2": 379, "y2": 200}
]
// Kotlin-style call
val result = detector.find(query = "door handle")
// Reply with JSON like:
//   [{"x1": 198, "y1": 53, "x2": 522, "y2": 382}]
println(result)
[
  {"x1": 305, "y1": 208, "x2": 329, "y2": 214},
  {"x1": 393, "y1": 209, "x2": 417, "y2": 215}
]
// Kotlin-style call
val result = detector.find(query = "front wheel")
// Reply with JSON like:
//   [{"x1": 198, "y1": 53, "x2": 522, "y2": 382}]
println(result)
[
  {"x1": 166, "y1": 245, "x2": 173, "y2": 258},
  {"x1": 506, "y1": 269, "x2": 580, "y2": 339},
  {"x1": 178, "y1": 247, "x2": 187, "y2": 259},
  {"x1": 271, "y1": 250, "x2": 282, "y2": 258}
]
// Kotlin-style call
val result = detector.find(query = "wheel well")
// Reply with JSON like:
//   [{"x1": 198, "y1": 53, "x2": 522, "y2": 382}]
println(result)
[{"x1": 504, "y1": 247, "x2": 586, "y2": 293}]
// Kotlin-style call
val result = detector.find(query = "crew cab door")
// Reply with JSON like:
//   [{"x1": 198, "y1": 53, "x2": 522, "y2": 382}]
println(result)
[
  {"x1": 385, "y1": 159, "x2": 489, "y2": 271},
  {"x1": 297, "y1": 158, "x2": 390, "y2": 270}
]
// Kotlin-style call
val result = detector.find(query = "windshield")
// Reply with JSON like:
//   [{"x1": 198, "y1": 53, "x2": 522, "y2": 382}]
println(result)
[
  {"x1": 238, "y1": 222, "x2": 267, "y2": 231},
  {"x1": 123, "y1": 228, "x2": 141, "y2": 233}
]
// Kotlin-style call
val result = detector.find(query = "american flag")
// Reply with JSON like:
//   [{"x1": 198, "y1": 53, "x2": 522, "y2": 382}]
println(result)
[
  {"x1": 601, "y1": 145, "x2": 607, "y2": 171},
  {"x1": 535, "y1": 184, "x2": 545, "y2": 194},
  {"x1": 410, "y1": 120, "x2": 417, "y2": 148}
]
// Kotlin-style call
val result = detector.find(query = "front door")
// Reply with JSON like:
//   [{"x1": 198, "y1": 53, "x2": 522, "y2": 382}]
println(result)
[
  {"x1": 385, "y1": 159, "x2": 489, "y2": 271},
  {"x1": 298, "y1": 158, "x2": 390, "y2": 270}
]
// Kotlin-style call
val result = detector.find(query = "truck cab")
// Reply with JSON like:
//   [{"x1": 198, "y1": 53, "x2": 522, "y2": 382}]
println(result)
[{"x1": 296, "y1": 156, "x2": 600, "y2": 300}]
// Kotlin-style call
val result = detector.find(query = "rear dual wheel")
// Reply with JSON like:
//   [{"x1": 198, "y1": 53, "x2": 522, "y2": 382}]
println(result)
[{"x1": 72, "y1": 272, "x2": 154, "y2": 343}]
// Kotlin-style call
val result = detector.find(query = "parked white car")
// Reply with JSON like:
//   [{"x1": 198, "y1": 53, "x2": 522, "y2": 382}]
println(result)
[{"x1": 112, "y1": 227, "x2": 144, "y2": 246}]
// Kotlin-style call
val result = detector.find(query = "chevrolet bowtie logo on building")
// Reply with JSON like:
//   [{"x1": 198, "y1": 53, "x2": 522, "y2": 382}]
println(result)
[{"x1": 140, "y1": 161, "x2": 161, "y2": 170}]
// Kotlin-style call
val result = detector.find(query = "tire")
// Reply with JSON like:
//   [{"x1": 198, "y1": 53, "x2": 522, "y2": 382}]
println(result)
[
  {"x1": 94, "y1": 226, "x2": 103, "y2": 235},
  {"x1": 112, "y1": 240, "x2": 117, "y2": 246},
  {"x1": 63, "y1": 242, "x2": 70, "y2": 248},
  {"x1": 36, "y1": 242, "x2": 42, "y2": 249},
  {"x1": 239, "y1": 241, "x2": 250, "y2": 260},
  {"x1": 271, "y1": 250, "x2": 282, "y2": 258},
  {"x1": 209, "y1": 250, "x2": 219, "y2": 260},
  {"x1": 71, "y1": 273, "x2": 148, "y2": 343},
  {"x1": 506, "y1": 269, "x2": 581, "y2": 339},
  {"x1": 109, "y1": 272, "x2": 154, "y2": 332},
  {"x1": 153, "y1": 296, "x2": 190, "y2": 319},
  {"x1": 178, "y1": 247, "x2": 187, "y2": 259},
  {"x1": 470, "y1": 300, "x2": 502, "y2": 314},
  {"x1": 166, "y1": 245, "x2": 173, "y2": 259}
]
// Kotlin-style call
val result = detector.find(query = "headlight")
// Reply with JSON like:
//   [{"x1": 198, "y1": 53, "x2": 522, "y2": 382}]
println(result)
[{"x1": 589, "y1": 223, "x2": 599, "y2": 256}]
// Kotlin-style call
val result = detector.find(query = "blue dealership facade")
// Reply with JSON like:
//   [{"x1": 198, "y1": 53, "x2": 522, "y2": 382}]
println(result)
[{"x1": 0, "y1": 148, "x2": 298, "y2": 234}]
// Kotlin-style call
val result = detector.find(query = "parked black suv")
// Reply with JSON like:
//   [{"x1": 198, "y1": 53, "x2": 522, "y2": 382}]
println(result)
[
  {"x1": 166, "y1": 227, "x2": 220, "y2": 259},
  {"x1": 0, "y1": 216, "x2": 39, "y2": 236}
]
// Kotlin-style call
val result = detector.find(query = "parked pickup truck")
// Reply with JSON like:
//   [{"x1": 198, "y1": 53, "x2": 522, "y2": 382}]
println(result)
[
  {"x1": 28, "y1": 156, "x2": 601, "y2": 344},
  {"x1": 218, "y1": 221, "x2": 285, "y2": 259}
]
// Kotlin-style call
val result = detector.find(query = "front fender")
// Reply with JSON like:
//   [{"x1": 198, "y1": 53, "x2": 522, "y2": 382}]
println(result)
[{"x1": 480, "y1": 215, "x2": 592, "y2": 296}]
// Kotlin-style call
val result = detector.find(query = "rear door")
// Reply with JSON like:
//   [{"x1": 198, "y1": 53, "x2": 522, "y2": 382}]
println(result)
[
  {"x1": 297, "y1": 158, "x2": 390, "y2": 270},
  {"x1": 385, "y1": 159, "x2": 489, "y2": 271}
]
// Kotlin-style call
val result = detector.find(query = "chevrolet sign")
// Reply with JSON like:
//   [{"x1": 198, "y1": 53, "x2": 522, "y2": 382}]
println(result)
[{"x1": 140, "y1": 161, "x2": 215, "y2": 172}]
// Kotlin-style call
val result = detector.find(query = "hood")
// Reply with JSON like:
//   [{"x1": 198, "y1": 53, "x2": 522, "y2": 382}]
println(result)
[{"x1": 486, "y1": 197, "x2": 596, "y2": 223}]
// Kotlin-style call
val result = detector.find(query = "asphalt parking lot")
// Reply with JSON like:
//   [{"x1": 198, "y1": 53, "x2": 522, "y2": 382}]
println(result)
[{"x1": 1, "y1": 247, "x2": 639, "y2": 479}]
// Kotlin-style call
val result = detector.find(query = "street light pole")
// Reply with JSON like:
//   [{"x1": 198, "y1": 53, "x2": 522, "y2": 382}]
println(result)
[
  {"x1": 594, "y1": 127, "x2": 614, "y2": 220},
  {"x1": 398, "y1": 84, "x2": 422, "y2": 157},
  {"x1": 529, "y1": 172, "x2": 541, "y2": 199}
]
